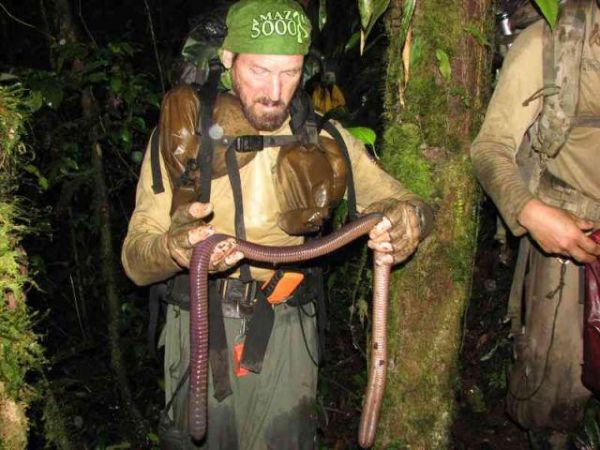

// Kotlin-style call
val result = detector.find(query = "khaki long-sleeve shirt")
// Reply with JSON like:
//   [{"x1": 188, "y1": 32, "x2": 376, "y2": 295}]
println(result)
[
  {"x1": 471, "y1": 8, "x2": 600, "y2": 236},
  {"x1": 122, "y1": 102, "x2": 420, "y2": 286}
]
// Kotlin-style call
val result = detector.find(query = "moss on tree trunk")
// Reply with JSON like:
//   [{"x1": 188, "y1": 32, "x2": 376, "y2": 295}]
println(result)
[
  {"x1": 0, "y1": 86, "x2": 43, "y2": 450},
  {"x1": 376, "y1": 0, "x2": 492, "y2": 447}
]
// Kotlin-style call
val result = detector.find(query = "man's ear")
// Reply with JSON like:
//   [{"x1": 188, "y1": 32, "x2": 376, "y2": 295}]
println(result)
[{"x1": 221, "y1": 49, "x2": 235, "y2": 69}]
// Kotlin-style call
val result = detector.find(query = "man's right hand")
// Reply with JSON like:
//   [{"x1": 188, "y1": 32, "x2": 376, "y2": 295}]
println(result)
[
  {"x1": 165, "y1": 202, "x2": 244, "y2": 271},
  {"x1": 518, "y1": 198, "x2": 600, "y2": 263}
]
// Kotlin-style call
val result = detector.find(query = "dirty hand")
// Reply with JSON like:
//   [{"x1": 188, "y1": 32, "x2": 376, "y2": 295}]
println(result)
[
  {"x1": 364, "y1": 198, "x2": 422, "y2": 266},
  {"x1": 518, "y1": 199, "x2": 600, "y2": 264},
  {"x1": 165, "y1": 202, "x2": 244, "y2": 272}
]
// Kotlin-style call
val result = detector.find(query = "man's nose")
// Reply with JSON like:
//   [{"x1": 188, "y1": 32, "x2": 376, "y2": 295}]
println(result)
[{"x1": 266, "y1": 75, "x2": 282, "y2": 102}]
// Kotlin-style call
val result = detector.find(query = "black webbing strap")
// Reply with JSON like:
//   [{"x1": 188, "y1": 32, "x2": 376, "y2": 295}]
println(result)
[
  {"x1": 289, "y1": 90, "x2": 319, "y2": 145},
  {"x1": 208, "y1": 280, "x2": 233, "y2": 401},
  {"x1": 240, "y1": 289, "x2": 275, "y2": 373},
  {"x1": 150, "y1": 128, "x2": 165, "y2": 194},
  {"x1": 312, "y1": 267, "x2": 327, "y2": 363},
  {"x1": 164, "y1": 365, "x2": 189, "y2": 416},
  {"x1": 321, "y1": 121, "x2": 357, "y2": 220},
  {"x1": 225, "y1": 141, "x2": 253, "y2": 283},
  {"x1": 196, "y1": 63, "x2": 222, "y2": 203}
]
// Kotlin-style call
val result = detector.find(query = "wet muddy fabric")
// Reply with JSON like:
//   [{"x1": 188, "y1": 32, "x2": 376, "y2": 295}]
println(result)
[
  {"x1": 160, "y1": 302, "x2": 318, "y2": 449},
  {"x1": 158, "y1": 84, "x2": 347, "y2": 234},
  {"x1": 122, "y1": 81, "x2": 424, "y2": 449},
  {"x1": 583, "y1": 230, "x2": 600, "y2": 394},
  {"x1": 506, "y1": 243, "x2": 590, "y2": 431},
  {"x1": 532, "y1": 0, "x2": 588, "y2": 158},
  {"x1": 471, "y1": 4, "x2": 600, "y2": 236},
  {"x1": 471, "y1": 5, "x2": 600, "y2": 431},
  {"x1": 122, "y1": 114, "x2": 418, "y2": 285}
]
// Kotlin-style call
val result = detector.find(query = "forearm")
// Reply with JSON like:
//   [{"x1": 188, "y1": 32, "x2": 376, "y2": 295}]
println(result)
[
  {"x1": 471, "y1": 140, "x2": 534, "y2": 236},
  {"x1": 122, "y1": 229, "x2": 180, "y2": 286}
]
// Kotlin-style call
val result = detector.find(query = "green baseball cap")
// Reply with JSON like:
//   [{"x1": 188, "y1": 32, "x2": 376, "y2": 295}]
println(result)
[{"x1": 222, "y1": 0, "x2": 312, "y2": 55}]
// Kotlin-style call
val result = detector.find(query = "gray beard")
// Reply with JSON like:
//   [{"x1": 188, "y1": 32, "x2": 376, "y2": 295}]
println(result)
[
  {"x1": 241, "y1": 104, "x2": 289, "y2": 131},
  {"x1": 231, "y1": 77, "x2": 290, "y2": 131}
]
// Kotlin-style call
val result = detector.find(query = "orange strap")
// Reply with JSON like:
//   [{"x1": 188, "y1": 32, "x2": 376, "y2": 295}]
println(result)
[
  {"x1": 261, "y1": 272, "x2": 304, "y2": 305},
  {"x1": 233, "y1": 341, "x2": 250, "y2": 377}
]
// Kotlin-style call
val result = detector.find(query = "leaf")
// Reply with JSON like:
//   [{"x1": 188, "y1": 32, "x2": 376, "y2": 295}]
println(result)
[
  {"x1": 479, "y1": 340, "x2": 500, "y2": 362},
  {"x1": 108, "y1": 41, "x2": 134, "y2": 56},
  {"x1": 59, "y1": 156, "x2": 79, "y2": 172},
  {"x1": 147, "y1": 433, "x2": 160, "y2": 444},
  {"x1": 110, "y1": 77, "x2": 123, "y2": 93},
  {"x1": 130, "y1": 151, "x2": 143, "y2": 164},
  {"x1": 27, "y1": 75, "x2": 64, "y2": 109},
  {"x1": 318, "y1": 0, "x2": 327, "y2": 31},
  {"x1": 533, "y1": 0, "x2": 559, "y2": 29},
  {"x1": 435, "y1": 49, "x2": 452, "y2": 83},
  {"x1": 23, "y1": 165, "x2": 49, "y2": 191},
  {"x1": 357, "y1": 0, "x2": 372, "y2": 30},
  {"x1": 464, "y1": 24, "x2": 489, "y2": 47},
  {"x1": 344, "y1": 31, "x2": 360, "y2": 53},
  {"x1": 347, "y1": 126, "x2": 377, "y2": 147},
  {"x1": 86, "y1": 72, "x2": 108, "y2": 84},
  {"x1": 0, "y1": 73, "x2": 18, "y2": 82},
  {"x1": 400, "y1": 0, "x2": 416, "y2": 43},
  {"x1": 83, "y1": 59, "x2": 108, "y2": 74},
  {"x1": 120, "y1": 129, "x2": 132, "y2": 145},
  {"x1": 146, "y1": 93, "x2": 161, "y2": 110},
  {"x1": 130, "y1": 116, "x2": 146, "y2": 132},
  {"x1": 357, "y1": 0, "x2": 391, "y2": 50},
  {"x1": 27, "y1": 91, "x2": 43, "y2": 112},
  {"x1": 410, "y1": 35, "x2": 423, "y2": 68}
]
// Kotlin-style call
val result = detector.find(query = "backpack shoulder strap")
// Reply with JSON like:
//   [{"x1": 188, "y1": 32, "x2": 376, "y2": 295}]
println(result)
[
  {"x1": 150, "y1": 127, "x2": 164, "y2": 194},
  {"x1": 535, "y1": 0, "x2": 587, "y2": 157},
  {"x1": 320, "y1": 119, "x2": 357, "y2": 221},
  {"x1": 195, "y1": 61, "x2": 223, "y2": 203}
]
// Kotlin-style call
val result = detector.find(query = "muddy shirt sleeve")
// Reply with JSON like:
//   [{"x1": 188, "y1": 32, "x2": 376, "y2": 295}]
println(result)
[
  {"x1": 329, "y1": 123, "x2": 422, "y2": 210},
  {"x1": 471, "y1": 21, "x2": 544, "y2": 236},
  {"x1": 121, "y1": 135, "x2": 181, "y2": 286}
]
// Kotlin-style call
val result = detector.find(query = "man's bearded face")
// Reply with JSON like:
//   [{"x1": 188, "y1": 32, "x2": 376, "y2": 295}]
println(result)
[{"x1": 230, "y1": 53, "x2": 304, "y2": 131}]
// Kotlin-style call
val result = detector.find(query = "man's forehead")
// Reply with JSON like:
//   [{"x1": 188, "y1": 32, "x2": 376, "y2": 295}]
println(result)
[{"x1": 236, "y1": 53, "x2": 304, "y2": 70}]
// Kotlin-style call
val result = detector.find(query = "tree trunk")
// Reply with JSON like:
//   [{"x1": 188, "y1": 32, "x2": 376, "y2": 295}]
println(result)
[
  {"x1": 376, "y1": 0, "x2": 491, "y2": 447},
  {"x1": 50, "y1": 0, "x2": 148, "y2": 444}
]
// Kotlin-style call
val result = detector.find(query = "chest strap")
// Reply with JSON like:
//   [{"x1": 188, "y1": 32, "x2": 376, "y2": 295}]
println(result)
[
  {"x1": 320, "y1": 120, "x2": 357, "y2": 220},
  {"x1": 196, "y1": 62, "x2": 222, "y2": 203},
  {"x1": 225, "y1": 140, "x2": 253, "y2": 282}
]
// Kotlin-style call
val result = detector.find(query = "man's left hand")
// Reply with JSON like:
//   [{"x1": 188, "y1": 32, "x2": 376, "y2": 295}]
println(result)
[{"x1": 365, "y1": 199, "x2": 422, "y2": 266}]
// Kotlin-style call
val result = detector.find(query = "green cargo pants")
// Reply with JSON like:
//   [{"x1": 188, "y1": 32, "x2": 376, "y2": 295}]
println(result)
[
  {"x1": 159, "y1": 301, "x2": 319, "y2": 450},
  {"x1": 507, "y1": 241, "x2": 591, "y2": 431}
]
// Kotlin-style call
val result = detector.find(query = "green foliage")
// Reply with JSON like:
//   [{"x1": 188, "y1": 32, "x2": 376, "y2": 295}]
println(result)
[
  {"x1": 575, "y1": 400, "x2": 600, "y2": 450},
  {"x1": 381, "y1": 123, "x2": 433, "y2": 200},
  {"x1": 435, "y1": 49, "x2": 452, "y2": 83},
  {"x1": 346, "y1": 126, "x2": 377, "y2": 148},
  {"x1": 318, "y1": 0, "x2": 328, "y2": 30},
  {"x1": 358, "y1": 0, "x2": 391, "y2": 44},
  {"x1": 533, "y1": 0, "x2": 559, "y2": 28},
  {"x1": 0, "y1": 85, "x2": 44, "y2": 450},
  {"x1": 12, "y1": 30, "x2": 164, "y2": 447},
  {"x1": 19, "y1": 39, "x2": 160, "y2": 195},
  {"x1": 0, "y1": 206, "x2": 42, "y2": 395},
  {"x1": 399, "y1": 0, "x2": 417, "y2": 52},
  {"x1": 0, "y1": 85, "x2": 28, "y2": 163},
  {"x1": 463, "y1": 24, "x2": 490, "y2": 47}
]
